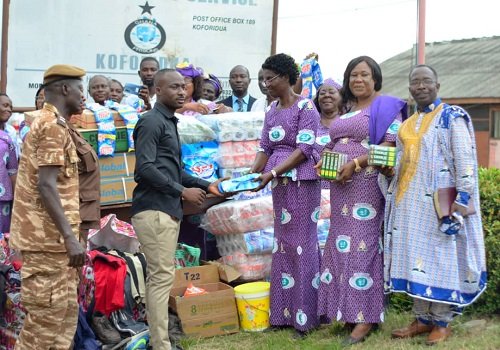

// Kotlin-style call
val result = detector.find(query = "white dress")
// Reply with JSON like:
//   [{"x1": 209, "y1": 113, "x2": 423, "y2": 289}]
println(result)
[{"x1": 384, "y1": 102, "x2": 487, "y2": 308}]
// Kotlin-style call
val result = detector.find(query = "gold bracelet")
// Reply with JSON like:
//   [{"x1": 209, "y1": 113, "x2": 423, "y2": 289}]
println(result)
[{"x1": 353, "y1": 158, "x2": 362, "y2": 173}]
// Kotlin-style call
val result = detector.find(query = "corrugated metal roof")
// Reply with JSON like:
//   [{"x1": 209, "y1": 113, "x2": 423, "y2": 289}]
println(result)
[{"x1": 380, "y1": 36, "x2": 500, "y2": 100}]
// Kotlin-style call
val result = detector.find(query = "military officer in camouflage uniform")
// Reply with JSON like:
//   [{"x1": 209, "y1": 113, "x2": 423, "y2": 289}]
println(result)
[{"x1": 9, "y1": 64, "x2": 87, "y2": 350}]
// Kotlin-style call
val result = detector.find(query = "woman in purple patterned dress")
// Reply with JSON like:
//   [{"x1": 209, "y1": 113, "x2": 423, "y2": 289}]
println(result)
[
  {"x1": 316, "y1": 56, "x2": 406, "y2": 345},
  {"x1": 313, "y1": 78, "x2": 343, "y2": 190},
  {"x1": 0, "y1": 94, "x2": 18, "y2": 232},
  {"x1": 250, "y1": 53, "x2": 321, "y2": 338}
]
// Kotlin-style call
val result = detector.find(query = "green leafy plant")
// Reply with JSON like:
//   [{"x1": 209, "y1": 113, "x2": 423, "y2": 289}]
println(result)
[
  {"x1": 469, "y1": 167, "x2": 500, "y2": 314},
  {"x1": 388, "y1": 293, "x2": 413, "y2": 312}
]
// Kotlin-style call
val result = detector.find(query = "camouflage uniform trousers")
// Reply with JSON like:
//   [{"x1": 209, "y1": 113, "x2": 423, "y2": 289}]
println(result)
[{"x1": 15, "y1": 252, "x2": 78, "y2": 350}]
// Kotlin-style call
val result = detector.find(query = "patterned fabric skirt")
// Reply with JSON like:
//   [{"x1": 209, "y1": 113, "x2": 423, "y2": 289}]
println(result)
[
  {"x1": 317, "y1": 176, "x2": 385, "y2": 324},
  {"x1": 0, "y1": 201, "x2": 12, "y2": 233},
  {"x1": 269, "y1": 178, "x2": 321, "y2": 332}
]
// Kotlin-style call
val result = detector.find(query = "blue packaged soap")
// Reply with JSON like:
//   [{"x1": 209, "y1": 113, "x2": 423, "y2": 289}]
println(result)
[{"x1": 218, "y1": 173, "x2": 262, "y2": 193}]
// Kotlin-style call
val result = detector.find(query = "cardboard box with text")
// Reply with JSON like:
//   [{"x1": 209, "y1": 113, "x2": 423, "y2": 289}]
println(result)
[
  {"x1": 100, "y1": 176, "x2": 136, "y2": 205},
  {"x1": 98, "y1": 153, "x2": 136, "y2": 178},
  {"x1": 170, "y1": 265, "x2": 239, "y2": 338},
  {"x1": 79, "y1": 127, "x2": 131, "y2": 154}
]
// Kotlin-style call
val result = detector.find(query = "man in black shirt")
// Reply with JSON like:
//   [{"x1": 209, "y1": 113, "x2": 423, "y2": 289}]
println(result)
[{"x1": 131, "y1": 69, "x2": 223, "y2": 350}]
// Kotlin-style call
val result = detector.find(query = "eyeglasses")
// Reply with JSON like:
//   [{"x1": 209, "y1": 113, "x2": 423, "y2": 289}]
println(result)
[
  {"x1": 262, "y1": 74, "x2": 280, "y2": 87},
  {"x1": 409, "y1": 78, "x2": 435, "y2": 87}
]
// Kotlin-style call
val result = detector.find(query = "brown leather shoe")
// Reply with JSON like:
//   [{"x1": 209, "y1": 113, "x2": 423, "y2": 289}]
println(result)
[
  {"x1": 342, "y1": 323, "x2": 378, "y2": 346},
  {"x1": 426, "y1": 326, "x2": 451, "y2": 345},
  {"x1": 391, "y1": 320, "x2": 434, "y2": 339}
]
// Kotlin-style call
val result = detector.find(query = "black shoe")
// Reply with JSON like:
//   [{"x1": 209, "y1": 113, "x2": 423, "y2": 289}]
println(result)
[
  {"x1": 91, "y1": 314, "x2": 122, "y2": 345},
  {"x1": 292, "y1": 330, "x2": 308, "y2": 339},
  {"x1": 264, "y1": 325, "x2": 288, "y2": 333},
  {"x1": 171, "y1": 342, "x2": 184, "y2": 350}
]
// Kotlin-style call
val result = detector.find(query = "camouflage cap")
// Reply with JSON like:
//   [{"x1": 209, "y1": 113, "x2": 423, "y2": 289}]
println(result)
[{"x1": 43, "y1": 64, "x2": 86, "y2": 85}]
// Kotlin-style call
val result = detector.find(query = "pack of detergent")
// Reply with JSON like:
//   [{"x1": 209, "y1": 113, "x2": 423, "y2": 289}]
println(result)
[{"x1": 181, "y1": 141, "x2": 219, "y2": 182}]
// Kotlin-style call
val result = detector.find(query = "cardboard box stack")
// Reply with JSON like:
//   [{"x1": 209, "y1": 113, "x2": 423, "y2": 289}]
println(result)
[
  {"x1": 98, "y1": 154, "x2": 136, "y2": 205},
  {"x1": 72, "y1": 109, "x2": 137, "y2": 206}
]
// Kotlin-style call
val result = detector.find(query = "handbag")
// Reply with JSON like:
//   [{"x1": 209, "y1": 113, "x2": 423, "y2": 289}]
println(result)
[{"x1": 433, "y1": 187, "x2": 476, "y2": 219}]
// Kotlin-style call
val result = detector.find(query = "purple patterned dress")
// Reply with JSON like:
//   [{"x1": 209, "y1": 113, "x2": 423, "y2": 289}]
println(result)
[
  {"x1": 259, "y1": 97, "x2": 321, "y2": 332},
  {"x1": 317, "y1": 106, "x2": 401, "y2": 324},
  {"x1": 0, "y1": 130, "x2": 18, "y2": 232}
]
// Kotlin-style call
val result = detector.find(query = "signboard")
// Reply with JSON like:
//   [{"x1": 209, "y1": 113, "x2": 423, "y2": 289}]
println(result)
[{"x1": 6, "y1": 0, "x2": 275, "y2": 106}]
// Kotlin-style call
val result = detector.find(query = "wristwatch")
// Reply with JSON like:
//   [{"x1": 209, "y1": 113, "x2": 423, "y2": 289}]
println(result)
[{"x1": 353, "y1": 158, "x2": 362, "y2": 173}]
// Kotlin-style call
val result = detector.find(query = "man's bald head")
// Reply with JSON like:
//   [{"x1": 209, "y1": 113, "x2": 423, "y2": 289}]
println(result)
[
  {"x1": 229, "y1": 65, "x2": 251, "y2": 98},
  {"x1": 154, "y1": 69, "x2": 186, "y2": 111}
]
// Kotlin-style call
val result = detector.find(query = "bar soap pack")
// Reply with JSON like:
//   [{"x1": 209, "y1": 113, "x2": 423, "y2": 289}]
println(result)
[
  {"x1": 368, "y1": 145, "x2": 397, "y2": 167},
  {"x1": 320, "y1": 151, "x2": 347, "y2": 180}
]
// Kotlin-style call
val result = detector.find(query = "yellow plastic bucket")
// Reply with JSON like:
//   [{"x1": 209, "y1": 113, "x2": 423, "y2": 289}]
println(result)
[{"x1": 234, "y1": 281, "x2": 270, "y2": 332}]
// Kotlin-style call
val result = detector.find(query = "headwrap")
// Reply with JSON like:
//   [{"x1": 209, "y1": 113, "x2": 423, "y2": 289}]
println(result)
[
  {"x1": 176, "y1": 62, "x2": 203, "y2": 79},
  {"x1": 321, "y1": 78, "x2": 342, "y2": 91},
  {"x1": 204, "y1": 74, "x2": 222, "y2": 99},
  {"x1": 369, "y1": 95, "x2": 408, "y2": 145}
]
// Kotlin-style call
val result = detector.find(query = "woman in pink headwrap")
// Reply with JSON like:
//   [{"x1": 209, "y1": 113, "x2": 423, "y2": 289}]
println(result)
[
  {"x1": 313, "y1": 78, "x2": 343, "y2": 189},
  {"x1": 175, "y1": 63, "x2": 231, "y2": 115},
  {"x1": 202, "y1": 74, "x2": 223, "y2": 102}
]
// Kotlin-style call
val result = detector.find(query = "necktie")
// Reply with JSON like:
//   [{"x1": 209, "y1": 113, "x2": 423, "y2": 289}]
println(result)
[{"x1": 236, "y1": 99, "x2": 244, "y2": 112}]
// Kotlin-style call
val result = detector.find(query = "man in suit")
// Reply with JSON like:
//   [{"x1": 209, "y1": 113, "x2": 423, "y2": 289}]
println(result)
[{"x1": 218, "y1": 65, "x2": 256, "y2": 112}]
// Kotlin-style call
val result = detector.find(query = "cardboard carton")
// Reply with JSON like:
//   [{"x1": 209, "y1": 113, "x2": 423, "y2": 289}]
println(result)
[
  {"x1": 71, "y1": 109, "x2": 125, "y2": 129},
  {"x1": 100, "y1": 176, "x2": 136, "y2": 205},
  {"x1": 201, "y1": 260, "x2": 241, "y2": 283},
  {"x1": 170, "y1": 265, "x2": 239, "y2": 338},
  {"x1": 177, "y1": 312, "x2": 240, "y2": 338},
  {"x1": 173, "y1": 264, "x2": 241, "y2": 287},
  {"x1": 24, "y1": 110, "x2": 126, "y2": 130},
  {"x1": 99, "y1": 153, "x2": 136, "y2": 178},
  {"x1": 173, "y1": 265, "x2": 220, "y2": 288},
  {"x1": 79, "y1": 127, "x2": 131, "y2": 154}
]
